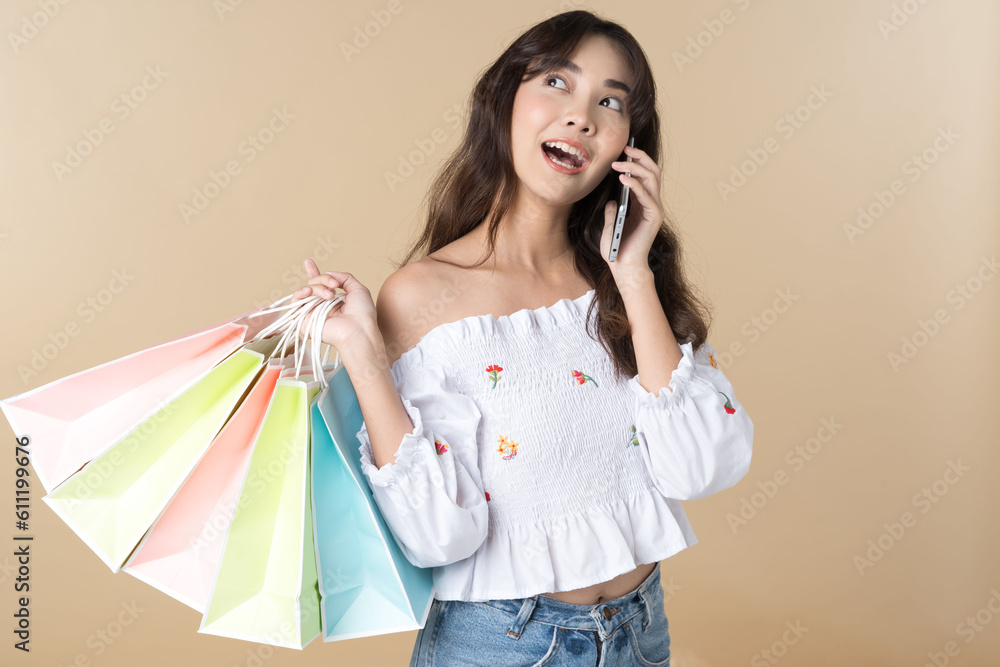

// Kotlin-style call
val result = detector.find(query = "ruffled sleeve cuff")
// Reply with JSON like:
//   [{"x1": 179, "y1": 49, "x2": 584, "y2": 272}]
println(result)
[
  {"x1": 627, "y1": 340, "x2": 753, "y2": 500},
  {"x1": 626, "y1": 341, "x2": 698, "y2": 405},
  {"x1": 357, "y1": 396, "x2": 427, "y2": 488}
]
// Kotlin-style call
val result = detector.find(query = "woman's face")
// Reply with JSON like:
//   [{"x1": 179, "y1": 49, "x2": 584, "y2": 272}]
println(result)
[{"x1": 510, "y1": 33, "x2": 634, "y2": 209}]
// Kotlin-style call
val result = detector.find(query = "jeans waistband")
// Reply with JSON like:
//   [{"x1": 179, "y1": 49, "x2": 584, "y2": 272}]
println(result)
[{"x1": 476, "y1": 562, "x2": 661, "y2": 642}]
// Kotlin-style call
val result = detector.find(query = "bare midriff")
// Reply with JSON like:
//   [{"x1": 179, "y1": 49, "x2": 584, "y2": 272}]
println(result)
[{"x1": 539, "y1": 562, "x2": 658, "y2": 605}]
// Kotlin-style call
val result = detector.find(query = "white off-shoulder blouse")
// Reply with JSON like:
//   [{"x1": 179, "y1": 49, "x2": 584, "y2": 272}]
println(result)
[{"x1": 356, "y1": 288, "x2": 754, "y2": 602}]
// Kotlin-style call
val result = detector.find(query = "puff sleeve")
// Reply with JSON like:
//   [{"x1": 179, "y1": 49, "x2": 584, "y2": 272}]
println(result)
[
  {"x1": 356, "y1": 356, "x2": 489, "y2": 568},
  {"x1": 628, "y1": 340, "x2": 754, "y2": 501}
]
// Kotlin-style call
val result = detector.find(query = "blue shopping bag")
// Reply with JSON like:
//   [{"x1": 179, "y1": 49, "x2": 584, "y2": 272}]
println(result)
[{"x1": 309, "y1": 363, "x2": 435, "y2": 642}]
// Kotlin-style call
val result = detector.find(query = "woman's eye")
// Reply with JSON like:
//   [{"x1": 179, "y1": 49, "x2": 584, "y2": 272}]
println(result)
[
  {"x1": 544, "y1": 74, "x2": 567, "y2": 90},
  {"x1": 603, "y1": 97, "x2": 625, "y2": 113},
  {"x1": 544, "y1": 74, "x2": 625, "y2": 114}
]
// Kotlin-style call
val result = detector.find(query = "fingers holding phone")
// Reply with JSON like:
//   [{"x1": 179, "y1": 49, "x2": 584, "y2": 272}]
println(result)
[{"x1": 608, "y1": 135, "x2": 635, "y2": 262}]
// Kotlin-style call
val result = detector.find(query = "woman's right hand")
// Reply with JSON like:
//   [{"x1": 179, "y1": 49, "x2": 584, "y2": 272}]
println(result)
[{"x1": 288, "y1": 258, "x2": 382, "y2": 354}]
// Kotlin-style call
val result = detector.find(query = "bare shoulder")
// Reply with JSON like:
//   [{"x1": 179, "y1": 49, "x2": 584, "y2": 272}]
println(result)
[{"x1": 375, "y1": 257, "x2": 464, "y2": 367}]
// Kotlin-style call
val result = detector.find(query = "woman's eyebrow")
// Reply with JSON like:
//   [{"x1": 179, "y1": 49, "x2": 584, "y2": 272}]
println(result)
[{"x1": 551, "y1": 57, "x2": 632, "y2": 95}]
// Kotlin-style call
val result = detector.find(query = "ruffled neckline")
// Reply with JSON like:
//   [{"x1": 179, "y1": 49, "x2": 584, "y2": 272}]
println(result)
[{"x1": 392, "y1": 288, "x2": 597, "y2": 373}]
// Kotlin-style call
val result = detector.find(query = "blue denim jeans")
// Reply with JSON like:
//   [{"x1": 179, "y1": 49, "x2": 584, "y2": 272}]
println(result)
[{"x1": 409, "y1": 562, "x2": 670, "y2": 666}]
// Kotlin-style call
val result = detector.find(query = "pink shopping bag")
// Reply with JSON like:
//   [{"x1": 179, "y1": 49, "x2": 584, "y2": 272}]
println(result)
[{"x1": 0, "y1": 302, "x2": 284, "y2": 494}]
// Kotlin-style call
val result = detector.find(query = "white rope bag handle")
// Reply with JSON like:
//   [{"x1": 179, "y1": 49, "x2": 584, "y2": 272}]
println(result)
[{"x1": 244, "y1": 292, "x2": 345, "y2": 389}]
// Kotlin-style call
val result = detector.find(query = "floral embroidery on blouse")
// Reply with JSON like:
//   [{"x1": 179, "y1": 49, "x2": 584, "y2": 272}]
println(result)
[
  {"x1": 625, "y1": 424, "x2": 639, "y2": 447},
  {"x1": 571, "y1": 369, "x2": 598, "y2": 387},
  {"x1": 434, "y1": 439, "x2": 449, "y2": 455},
  {"x1": 486, "y1": 364, "x2": 503, "y2": 389},
  {"x1": 719, "y1": 391, "x2": 736, "y2": 414},
  {"x1": 496, "y1": 435, "x2": 519, "y2": 460},
  {"x1": 485, "y1": 491, "x2": 491, "y2": 501},
  {"x1": 708, "y1": 351, "x2": 719, "y2": 369}
]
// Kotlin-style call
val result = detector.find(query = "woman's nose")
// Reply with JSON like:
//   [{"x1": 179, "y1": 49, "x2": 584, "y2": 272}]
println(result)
[
  {"x1": 564, "y1": 117, "x2": 592, "y2": 134},
  {"x1": 561, "y1": 102, "x2": 594, "y2": 134}
]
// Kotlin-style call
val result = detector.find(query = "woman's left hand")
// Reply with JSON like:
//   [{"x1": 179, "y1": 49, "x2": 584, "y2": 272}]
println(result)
[{"x1": 600, "y1": 143, "x2": 664, "y2": 278}]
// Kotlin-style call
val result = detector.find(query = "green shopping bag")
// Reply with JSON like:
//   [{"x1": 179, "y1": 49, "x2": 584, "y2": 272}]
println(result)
[
  {"x1": 198, "y1": 365, "x2": 326, "y2": 649},
  {"x1": 42, "y1": 339, "x2": 274, "y2": 572}
]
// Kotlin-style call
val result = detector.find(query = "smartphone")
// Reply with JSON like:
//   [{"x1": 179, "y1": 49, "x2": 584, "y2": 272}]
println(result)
[{"x1": 608, "y1": 136, "x2": 635, "y2": 262}]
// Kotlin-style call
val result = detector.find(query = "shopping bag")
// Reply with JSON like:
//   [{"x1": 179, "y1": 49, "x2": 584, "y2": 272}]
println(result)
[
  {"x1": 198, "y1": 357, "x2": 331, "y2": 649},
  {"x1": 41, "y1": 337, "x2": 277, "y2": 572},
  {"x1": 310, "y1": 363, "x2": 435, "y2": 641},
  {"x1": 121, "y1": 357, "x2": 287, "y2": 612},
  {"x1": 0, "y1": 305, "x2": 269, "y2": 494},
  {"x1": 3, "y1": 287, "x2": 404, "y2": 650}
]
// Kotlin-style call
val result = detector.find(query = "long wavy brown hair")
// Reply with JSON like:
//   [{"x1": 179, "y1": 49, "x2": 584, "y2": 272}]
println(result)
[{"x1": 396, "y1": 9, "x2": 712, "y2": 380}]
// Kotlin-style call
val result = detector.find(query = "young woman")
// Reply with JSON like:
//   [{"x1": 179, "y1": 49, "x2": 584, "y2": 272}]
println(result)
[{"x1": 292, "y1": 10, "x2": 753, "y2": 666}]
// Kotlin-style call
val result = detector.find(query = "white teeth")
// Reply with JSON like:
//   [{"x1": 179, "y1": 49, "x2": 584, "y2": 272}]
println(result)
[
  {"x1": 545, "y1": 152, "x2": 580, "y2": 170},
  {"x1": 543, "y1": 140, "x2": 587, "y2": 163}
]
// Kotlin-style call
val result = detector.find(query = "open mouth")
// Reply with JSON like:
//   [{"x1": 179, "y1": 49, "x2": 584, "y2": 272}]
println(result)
[{"x1": 541, "y1": 141, "x2": 588, "y2": 171}]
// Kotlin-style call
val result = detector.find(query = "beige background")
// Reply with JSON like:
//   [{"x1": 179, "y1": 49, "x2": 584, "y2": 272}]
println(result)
[{"x1": 2, "y1": 0, "x2": 999, "y2": 665}]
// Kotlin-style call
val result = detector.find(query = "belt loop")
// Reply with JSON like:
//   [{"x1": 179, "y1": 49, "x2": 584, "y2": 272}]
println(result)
[
  {"x1": 505, "y1": 596, "x2": 538, "y2": 640},
  {"x1": 637, "y1": 583, "x2": 653, "y2": 632}
]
